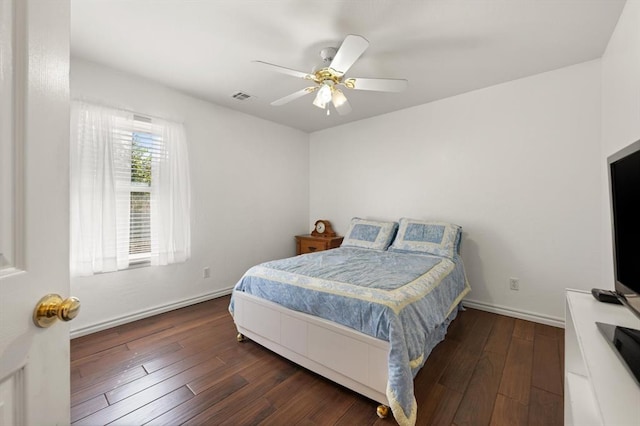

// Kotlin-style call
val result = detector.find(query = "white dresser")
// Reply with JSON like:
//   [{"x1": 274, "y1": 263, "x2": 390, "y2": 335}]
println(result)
[{"x1": 564, "y1": 289, "x2": 640, "y2": 425}]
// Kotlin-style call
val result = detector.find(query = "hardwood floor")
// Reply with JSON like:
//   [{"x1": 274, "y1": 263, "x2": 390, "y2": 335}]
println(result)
[{"x1": 70, "y1": 296, "x2": 564, "y2": 425}]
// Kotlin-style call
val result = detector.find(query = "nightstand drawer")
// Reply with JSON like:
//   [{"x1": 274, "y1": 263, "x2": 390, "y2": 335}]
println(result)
[
  {"x1": 295, "y1": 235, "x2": 344, "y2": 255},
  {"x1": 300, "y1": 239, "x2": 324, "y2": 254}
]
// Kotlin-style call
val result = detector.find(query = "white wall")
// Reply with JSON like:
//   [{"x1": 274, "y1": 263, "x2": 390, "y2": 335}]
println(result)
[
  {"x1": 70, "y1": 1, "x2": 638, "y2": 333},
  {"x1": 310, "y1": 61, "x2": 602, "y2": 323},
  {"x1": 70, "y1": 58, "x2": 309, "y2": 336},
  {"x1": 601, "y1": 0, "x2": 640, "y2": 286}
]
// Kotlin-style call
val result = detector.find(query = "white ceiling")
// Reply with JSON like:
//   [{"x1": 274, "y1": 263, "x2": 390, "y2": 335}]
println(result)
[{"x1": 71, "y1": 0, "x2": 626, "y2": 133}]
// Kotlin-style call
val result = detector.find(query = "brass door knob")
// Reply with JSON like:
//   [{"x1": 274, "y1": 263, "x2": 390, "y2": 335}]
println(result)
[{"x1": 33, "y1": 294, "x2": 81, "y2": 328}]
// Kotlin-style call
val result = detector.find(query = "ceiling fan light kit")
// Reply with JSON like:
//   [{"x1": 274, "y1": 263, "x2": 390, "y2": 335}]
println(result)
[
  {"x1": 312, "y1": 82, "x2": 333, "y2": 109},
  {"x1": 332, "y1": 89, "x2": 347, "y2": 107},
  {"x1": 254, "y1": 34, "x2": 408, "y2": 116}
]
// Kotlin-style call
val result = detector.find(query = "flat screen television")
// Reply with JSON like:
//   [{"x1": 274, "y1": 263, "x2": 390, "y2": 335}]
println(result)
[
  {"x1": 608, "y1": 139, "x2": 640, "y2": 319},
  {"x1": 604, "y1": 139, "x2": 640, "y2": 385}
]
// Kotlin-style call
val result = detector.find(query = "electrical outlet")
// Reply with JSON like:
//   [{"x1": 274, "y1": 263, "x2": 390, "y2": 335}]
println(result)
[
  {"x1": 202, "y1": 267, "x2": 210, "y2": 279},
  {"x1": 509, "y1": 277, "x2": 520, "y2": 291}
]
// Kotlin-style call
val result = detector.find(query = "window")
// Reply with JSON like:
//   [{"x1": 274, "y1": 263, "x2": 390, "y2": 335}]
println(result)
[
  {"x1": 128, "y1": 122, "x2": 158, "y2": 263},
  {"x1": 70, "y1": 102, "x2": 190, "y2": 276}
]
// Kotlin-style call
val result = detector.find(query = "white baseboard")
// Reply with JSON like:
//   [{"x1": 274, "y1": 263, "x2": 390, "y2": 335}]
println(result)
[
  {"x1": 70, "y1": 287, "x2": 234, "y2": 339},
  {"x1": 70, "y1": 291, "x2": 564, "y2": 339},
  {"x1": 462, "y1": 298, "x2": 565, "y2": 328}
]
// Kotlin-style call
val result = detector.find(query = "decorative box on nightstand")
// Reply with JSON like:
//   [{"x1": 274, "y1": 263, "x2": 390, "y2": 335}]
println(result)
[{"x1": 295, "y1": 234, "x2": 343, "y2": 255}]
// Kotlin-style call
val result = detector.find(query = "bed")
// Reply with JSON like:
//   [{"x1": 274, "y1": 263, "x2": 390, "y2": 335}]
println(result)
[{"x1": 229, "y1": 218, "x2": 471, "y2": 426}]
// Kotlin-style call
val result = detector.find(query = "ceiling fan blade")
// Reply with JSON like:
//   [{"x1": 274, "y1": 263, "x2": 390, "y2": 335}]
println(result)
[
  {"x1": 253, "y1": 61, "x2": 313, "y2": 80},
  {"x1": 332, "y1": 89, "x2": 352, "y2": 116},
  {"x1": 271, "y1": 87, "x2": 318, "y2": 106},
  {"x1": 343, "y1": 77, "x2": 408, "y2": 92},
  {"x1": 329, "y1": 34, "x2": 369, "y2": 76}
]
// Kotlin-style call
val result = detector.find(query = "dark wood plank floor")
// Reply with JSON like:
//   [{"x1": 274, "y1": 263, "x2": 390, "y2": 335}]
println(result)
[{"x1": 70, "y1": 296, "x2": 564, "y2": 425}]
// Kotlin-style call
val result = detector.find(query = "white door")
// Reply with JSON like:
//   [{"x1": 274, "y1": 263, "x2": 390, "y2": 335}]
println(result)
[{"x1": 0, "y1": 0, "x2": 72, "y2": 424}]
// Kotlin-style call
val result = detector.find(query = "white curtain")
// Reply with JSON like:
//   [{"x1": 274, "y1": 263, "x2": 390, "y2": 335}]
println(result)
[
  {"x1": 70, "y1": 101, "x2": 191, "y2": 276},
  {"x1": 70, "y1": 102, "x2": 132, "y2": 275},
  {"x1": 150, "y1": 118, "x2": 191, "y2": 266}
]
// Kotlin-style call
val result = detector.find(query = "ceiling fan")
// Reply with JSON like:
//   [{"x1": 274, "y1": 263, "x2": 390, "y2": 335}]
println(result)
[{"x1": 254, "y1": 34, "x2": 408, "y2": 116}]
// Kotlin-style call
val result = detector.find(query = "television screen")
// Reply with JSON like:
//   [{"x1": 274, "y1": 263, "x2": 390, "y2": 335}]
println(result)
[{"x1": 609, "y1": 139, "x2": 640, "y2": 319}]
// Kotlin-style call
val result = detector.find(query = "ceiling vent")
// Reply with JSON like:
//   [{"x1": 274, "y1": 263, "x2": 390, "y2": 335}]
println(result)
[{"x1": 231, "y1": 92, "x2": 252, "y2": 101}]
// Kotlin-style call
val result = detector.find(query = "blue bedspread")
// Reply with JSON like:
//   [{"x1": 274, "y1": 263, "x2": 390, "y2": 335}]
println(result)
[{"x1": 229, "y1": 247, "x2": 470, "y2": 426}]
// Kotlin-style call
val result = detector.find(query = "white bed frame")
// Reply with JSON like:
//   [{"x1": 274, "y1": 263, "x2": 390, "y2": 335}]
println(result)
[{"x1": 232, "y1": 291, "x2": 390, "y2": 413}]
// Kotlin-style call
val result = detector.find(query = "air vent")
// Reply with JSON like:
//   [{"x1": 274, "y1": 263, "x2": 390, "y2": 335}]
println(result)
[
  {"x1": 133, "y1": 114, "x2": 152, "y2": 123},
  {"x1": 231, "y1": 92, "x2": 252, "y2": 101}
]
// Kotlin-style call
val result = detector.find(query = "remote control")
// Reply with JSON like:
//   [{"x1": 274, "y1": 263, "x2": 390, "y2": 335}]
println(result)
[{"x1": 591, "y1": 288, "x2": 623, "y2": 304}]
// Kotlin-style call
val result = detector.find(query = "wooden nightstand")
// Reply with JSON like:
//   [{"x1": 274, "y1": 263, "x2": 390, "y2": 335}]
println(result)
[{"x1": 295, "y1": 234, "x2": 344, "y2": 255}]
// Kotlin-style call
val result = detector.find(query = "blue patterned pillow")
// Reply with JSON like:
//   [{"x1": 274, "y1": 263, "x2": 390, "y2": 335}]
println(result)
[
  {"x1": 388, "y1": 218, "x2": 461, "y2": 258},
  {"x1": 341, "y1": 218, "x2": 398, "y2": 251}
]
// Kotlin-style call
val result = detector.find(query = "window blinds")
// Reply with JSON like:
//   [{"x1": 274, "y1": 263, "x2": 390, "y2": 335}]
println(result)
[{"x1": 128, "y1": 122, "x2": 162, "y2": 261}]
